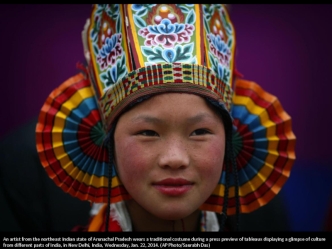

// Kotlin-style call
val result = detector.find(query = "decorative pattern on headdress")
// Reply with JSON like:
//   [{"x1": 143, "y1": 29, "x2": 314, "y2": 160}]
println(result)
[
  {"x1": 86, "y1": 4, "x2": 235, "y2": 129},
  {"x1": 100, "y1": 63, "x2": 233, "y2": 129},
  {"x1": 126, "y1": 4, "x2": 235, "y2": 85},
  {"x1": 87, "y1": 4, "x2": 130, "y2": 99}
]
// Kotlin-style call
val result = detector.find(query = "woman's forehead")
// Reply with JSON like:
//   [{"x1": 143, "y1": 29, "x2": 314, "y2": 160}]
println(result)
[
  {"x1": 128, "y1": 92, "x2": 208, "y2": 111},
  {"x1": 119, "y1": 93, "x2": 223, "y2": 122}
]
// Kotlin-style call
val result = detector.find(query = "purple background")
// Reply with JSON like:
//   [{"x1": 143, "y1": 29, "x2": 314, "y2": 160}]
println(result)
[{"x1": 1, "y1": 4, "x2": 331, "y2": 231}]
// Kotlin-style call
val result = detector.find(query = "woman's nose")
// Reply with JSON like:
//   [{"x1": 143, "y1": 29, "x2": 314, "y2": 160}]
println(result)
[{"x1": 157, "y1": 137, "x2": 190, "y2": 169}]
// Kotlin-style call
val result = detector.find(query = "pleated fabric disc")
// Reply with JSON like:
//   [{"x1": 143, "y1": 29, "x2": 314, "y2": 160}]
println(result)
[
  {"x1": 227, "y1": 79, "x2": 296, "y2": 214},
  {"x1": 35, "y1": 73, "x2": 129, "y2": 203},
  {"x1": 202, "y1": 78, "x2": 296, "y2": 215}
]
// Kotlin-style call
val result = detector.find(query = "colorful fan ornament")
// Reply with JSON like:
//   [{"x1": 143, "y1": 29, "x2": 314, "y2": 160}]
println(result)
[
  {"x1": 35, "y1": 73, "x2": 129, "y2": 203},
  {"x1": 226, "y1": 79, "x2": 296, "y2": 214}
]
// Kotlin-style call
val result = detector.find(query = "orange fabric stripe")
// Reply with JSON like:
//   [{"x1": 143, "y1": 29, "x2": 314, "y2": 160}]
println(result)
[{"x1": 88, "y1": 204, "x2": 107, "y2": 232}]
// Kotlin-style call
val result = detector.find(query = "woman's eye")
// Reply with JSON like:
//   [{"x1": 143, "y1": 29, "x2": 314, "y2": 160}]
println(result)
[
  {"x1": 138, "y1": 130, "x2": 159, "y2": 136},
  {"x1": 191, "y1": 129, "x2": 210, "y2": 136}
]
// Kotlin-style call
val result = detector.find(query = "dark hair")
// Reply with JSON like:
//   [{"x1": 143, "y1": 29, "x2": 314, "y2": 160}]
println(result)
[
  {"x1": 104, "y1": 95, "x2": 240, "y2": 232},
  {"x1": 205, "y1": 98, "x2": 240, "y2": 232}
]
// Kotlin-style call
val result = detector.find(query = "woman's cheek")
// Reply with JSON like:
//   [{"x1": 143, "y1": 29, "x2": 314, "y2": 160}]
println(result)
[
  {"x1": 195, "y1": 140, "x2": 225, "y2": 174},
  {"x1": 210, "y1": 139, "x2": 225, "y2": 165},
  {"x1": 115, "y1": 138, "x2": 151, "y2": 182}
]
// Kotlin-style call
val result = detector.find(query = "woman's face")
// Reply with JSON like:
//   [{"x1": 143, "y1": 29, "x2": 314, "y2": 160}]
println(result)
[{"x1": 114, "y1": 93, "x2": 225, "y2": 220}]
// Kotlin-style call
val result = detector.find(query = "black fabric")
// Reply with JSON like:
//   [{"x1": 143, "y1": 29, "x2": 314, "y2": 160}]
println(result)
[
  {"x1": 231, "y1": 191, "x2": 291, "y2": 231},
  {"x1": 0, "y1": 117, "x2": 90, "y2": 231},
  {"x1": 215, "y1": 190, "x2": 291, "y2": 231}
]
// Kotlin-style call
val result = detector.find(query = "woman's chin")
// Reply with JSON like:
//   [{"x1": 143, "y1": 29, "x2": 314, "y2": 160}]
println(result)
[{"x1": 148, "y1": 207, "x2": 199, "y2": 221}]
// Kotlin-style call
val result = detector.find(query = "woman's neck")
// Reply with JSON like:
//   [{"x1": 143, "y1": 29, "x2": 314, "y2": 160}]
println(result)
[{"x1": 125, "y1": 199, "x2": 201, "y2": 232}]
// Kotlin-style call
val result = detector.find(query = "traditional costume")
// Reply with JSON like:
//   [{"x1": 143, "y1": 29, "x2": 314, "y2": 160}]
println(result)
[{"x1": 36, "y1": 4, "x2": 296, "y2": 231}]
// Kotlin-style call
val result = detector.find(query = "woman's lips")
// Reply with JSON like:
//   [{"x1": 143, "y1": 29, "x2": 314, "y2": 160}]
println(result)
[{"x1": 152, "y1": 178, "x2": 194, "y2": 196}]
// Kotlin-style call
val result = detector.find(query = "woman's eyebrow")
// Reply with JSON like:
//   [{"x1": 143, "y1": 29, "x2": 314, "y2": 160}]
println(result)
[
  {"x1": 130, "y1": 115, "x2": 164, "y2": 124},
  {"x1": 186, "y1": 113, "x2": 216, "y2": 124}
]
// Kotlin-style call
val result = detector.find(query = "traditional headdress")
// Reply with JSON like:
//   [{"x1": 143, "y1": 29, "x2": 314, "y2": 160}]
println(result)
[{"x1": 36, "y1": 4, "x2": 296, "y2": 220}]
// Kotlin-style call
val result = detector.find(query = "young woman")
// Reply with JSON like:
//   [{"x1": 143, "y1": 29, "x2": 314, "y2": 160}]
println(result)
[{"x1": 36, "y1": 4, "x2": 296, "y2": 232}]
